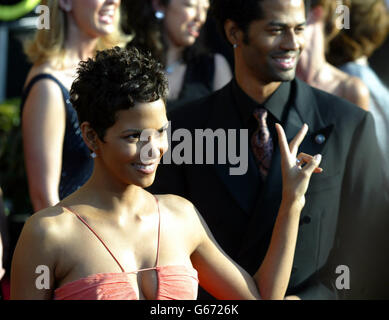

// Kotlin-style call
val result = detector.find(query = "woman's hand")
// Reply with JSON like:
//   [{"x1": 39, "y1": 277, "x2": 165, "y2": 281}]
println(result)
[{"x1": 276, "y1": 123, "x2": 322, "y2": 209}]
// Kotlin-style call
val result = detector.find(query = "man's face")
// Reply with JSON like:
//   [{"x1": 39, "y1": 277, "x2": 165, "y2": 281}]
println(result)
[{"x1": 240, "y1": 0, "x2": 306, "y2": 84}]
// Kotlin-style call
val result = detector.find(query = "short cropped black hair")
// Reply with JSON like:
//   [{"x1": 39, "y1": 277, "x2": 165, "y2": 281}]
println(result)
[
  {"x1": 210, "y1": 0, "x2": 309, "y2": 42},
  {"x1": 70, "y1": 46, "x2": 168, "y2": 140}
]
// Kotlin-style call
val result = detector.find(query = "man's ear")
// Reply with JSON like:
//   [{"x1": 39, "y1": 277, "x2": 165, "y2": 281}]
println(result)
[
  {"x1": 80, "y1": 122, "x2": 99, "y2": 152},
  {"x1": 58, "y1": 0, "x2": 72, "y2": 12},
  {"x1": 224, "y1": 19, "x2": 245, "y2": 47}
]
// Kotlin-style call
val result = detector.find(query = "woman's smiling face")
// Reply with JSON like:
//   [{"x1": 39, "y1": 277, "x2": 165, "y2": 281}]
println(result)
[
  {"x1": 95, "y1": 99, "x2": 169, "y2": 189},
  {"x1": 67, "y1": 0, "x2": 121, "y2": 38}
]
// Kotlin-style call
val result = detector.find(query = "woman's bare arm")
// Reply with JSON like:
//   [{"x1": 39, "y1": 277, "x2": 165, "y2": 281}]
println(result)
[
  {"x1": 22, "y1": 79, "x2": 66, "y2": 211},
  {"x1": 10, "y1": 209, "x2": 60, "y2": 299}
]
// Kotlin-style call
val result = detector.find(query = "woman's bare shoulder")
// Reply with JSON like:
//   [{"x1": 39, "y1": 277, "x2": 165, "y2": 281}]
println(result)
[
  {"x1": 22, "y1": 65, "x2": 68, "y2": 118},
  {"x1": 22, "y1": 206, "x2": 74, "y2": 243},
  {"x1": 24, "y1": 63, "x2": 55, "y2": 88},
  {"x1": 153, "y1": 194, "x2": 206, "y2": 249},
  {"x1": 343, "y1": 75, "x2": 370, "y2": 111},
  {"x1": 153, "y1": 194, "x2": 206, "y2": 229},
  {"x1": 155, "y1": 194, "x2": 197, "y2": 216}
]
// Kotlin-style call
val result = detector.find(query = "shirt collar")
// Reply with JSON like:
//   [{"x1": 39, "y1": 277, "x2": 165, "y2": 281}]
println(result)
[{"x1": 231, "y1": 78, "x2": 292, "y2": 125}]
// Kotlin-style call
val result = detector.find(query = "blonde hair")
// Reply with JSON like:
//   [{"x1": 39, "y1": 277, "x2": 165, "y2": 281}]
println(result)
[
  {"x1": 328, "y1": 0, "x2": 389, "y2": 66},
  {"x1": 24, "y1": 0, "x2": 131, "y2": 67}
]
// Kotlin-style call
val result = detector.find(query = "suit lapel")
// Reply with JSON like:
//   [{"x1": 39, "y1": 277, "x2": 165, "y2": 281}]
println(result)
[
  {"x1": 292, "y1": 78, "x2": 335, "y2": 158},
  {"x1": 206, "y1": 83, "x2": 259, "y2": 215},
  {"x1": 237, "y1": 78, "x2": 335, "y2": 259}
]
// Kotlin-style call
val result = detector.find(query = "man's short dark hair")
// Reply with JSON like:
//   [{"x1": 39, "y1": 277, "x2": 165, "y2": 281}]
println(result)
[
  {"x1": 70, "y1": 46, "x2": 168, "y2": 141},
  {"x1": 210, "y1": 0, "x2": 310, "y2": 42},
  {"x1": 210, "y1": 0, "x2": 265, "y2": 41}
]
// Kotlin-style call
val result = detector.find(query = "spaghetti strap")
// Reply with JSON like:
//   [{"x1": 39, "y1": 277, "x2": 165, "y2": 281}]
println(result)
[
  {"x1": 62, "y1": 206, "x2": 126, "y2": 273},
  {"x1": 153, "y1": 195, "x2": 162, "y2": 268},
  {"x1": 62, "y1": 200, "x2": 161, "y2": 274}
]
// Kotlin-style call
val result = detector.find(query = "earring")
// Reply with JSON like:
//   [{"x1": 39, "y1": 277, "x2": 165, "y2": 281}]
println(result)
[
  {"x1": 91, "y1": 152, "x2": 97, "y2": 159},
  {"x1": 155, "y1": 11, "x2": 165, "y2": 20},
  {"x1": 233, "y1": 44, "x2": 238, "y2": 49}
]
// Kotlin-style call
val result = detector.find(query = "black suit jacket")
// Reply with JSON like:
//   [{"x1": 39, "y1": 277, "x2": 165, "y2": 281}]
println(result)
[{"x1": 149, "y1": 79, "x2": 389, "y2": 299}]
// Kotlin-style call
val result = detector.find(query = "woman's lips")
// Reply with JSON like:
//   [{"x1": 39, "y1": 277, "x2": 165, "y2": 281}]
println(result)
[
  {"x1": 98, "y1": 9, "x2": 115, "y2": 24},
  {"x1": 131, "y1": 162, "x2": 158, "y2": 175},
  {"x1": 187, "y1": 25, "x2": 200, "y2": 38}
]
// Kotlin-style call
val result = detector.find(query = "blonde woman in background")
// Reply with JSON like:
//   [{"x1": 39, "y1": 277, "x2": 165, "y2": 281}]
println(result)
[{"x1": 21, "y1": 0, "x2": 129, "y2": 212}]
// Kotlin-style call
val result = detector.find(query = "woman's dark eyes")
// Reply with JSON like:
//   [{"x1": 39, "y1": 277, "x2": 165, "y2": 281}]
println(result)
[
  {"x1": 158, "y1": 127, "x2": 168, "y2": 134},
  {"x1": 124, "y1": 133, "x2": 140, "y2": 140},
  {"x1": 124, "y1": 128, "x2": 166, "y2": 141}
]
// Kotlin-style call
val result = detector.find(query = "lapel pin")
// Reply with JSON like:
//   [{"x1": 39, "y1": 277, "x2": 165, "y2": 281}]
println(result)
[{"x1": 315, "y1": 134, "x2": 326, "y2": 145}]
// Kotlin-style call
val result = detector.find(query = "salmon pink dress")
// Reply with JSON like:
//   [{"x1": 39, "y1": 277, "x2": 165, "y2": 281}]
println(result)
[{"x1": 54, "y1": 197, "x2": 199, "y2": 300}]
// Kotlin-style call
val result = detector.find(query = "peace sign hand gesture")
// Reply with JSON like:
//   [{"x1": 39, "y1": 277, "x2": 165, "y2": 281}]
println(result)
[{"x1": 275, "y1": 123, "x2": 323, "y2": 209}]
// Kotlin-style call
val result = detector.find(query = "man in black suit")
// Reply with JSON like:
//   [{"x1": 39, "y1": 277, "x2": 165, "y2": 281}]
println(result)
[{"x1": 150, "y1": 0, "x2": 389, "y2": 299}]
